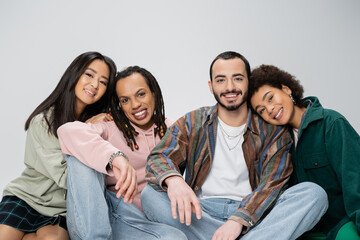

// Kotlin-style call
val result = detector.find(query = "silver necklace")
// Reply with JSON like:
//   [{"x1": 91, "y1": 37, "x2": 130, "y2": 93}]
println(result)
[
  {"x1": 218, "y1": 120, "x2": 243, "y2": 139},
  {"x1": 218, "y1": 120, "x2": 245, "y2": 151}
]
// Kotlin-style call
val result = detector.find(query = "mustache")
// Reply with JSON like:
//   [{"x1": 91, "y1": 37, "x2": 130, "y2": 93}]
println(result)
[{"x1": 220, "y1": 90, "x2": 242, "y2": 97}]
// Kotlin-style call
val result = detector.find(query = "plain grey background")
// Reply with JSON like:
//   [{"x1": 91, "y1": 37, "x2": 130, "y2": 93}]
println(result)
[{"x1": 0, "y1": 0, "x2": 359, "y2": 194}]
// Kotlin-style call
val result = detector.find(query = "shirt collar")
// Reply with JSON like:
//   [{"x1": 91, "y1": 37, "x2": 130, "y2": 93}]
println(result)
[{"x1": 204, "y1": 104, "x2": 255, "y2": 134}]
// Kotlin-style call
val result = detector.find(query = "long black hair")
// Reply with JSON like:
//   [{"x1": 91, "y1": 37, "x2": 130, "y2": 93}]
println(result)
[
  {"x1": 24, "y1": 51, "x2": 117, "y2": 137},
  {"x1": 109, "y1": 66, "x2": 167, "y2": 151}
]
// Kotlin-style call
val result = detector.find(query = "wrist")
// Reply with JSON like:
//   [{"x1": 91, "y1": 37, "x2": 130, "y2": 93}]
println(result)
[
  {"x1": 165, "y1": 175, "x2": 183, "y2": 187},
  {"x1": 108, "y1": 151, "x2": 128, "y2": 169}
]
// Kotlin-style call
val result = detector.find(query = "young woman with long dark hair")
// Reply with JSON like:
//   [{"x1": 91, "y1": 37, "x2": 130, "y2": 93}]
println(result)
[{"x1": 0, "y1": 51, "x2": 116, "y2": 240}]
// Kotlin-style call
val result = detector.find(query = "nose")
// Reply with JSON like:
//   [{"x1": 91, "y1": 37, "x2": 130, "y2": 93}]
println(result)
[
  {"x1": 266, "y1": 104, "x2": 274, "y2": 114},
  {"x1": 226, "y1": 79, "x2": 236, "y2": 91},
  {"x1": 91, "y1": 78, "x2": 99, "y2": 89},
  {"x1": 131, "y1": 98, "x2": 141, "y2": 109}
]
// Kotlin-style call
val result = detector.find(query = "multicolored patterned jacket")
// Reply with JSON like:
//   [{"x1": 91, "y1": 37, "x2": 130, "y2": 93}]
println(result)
[{"x1": 146, "y1": 105, "x2": 293, "y2": 231}]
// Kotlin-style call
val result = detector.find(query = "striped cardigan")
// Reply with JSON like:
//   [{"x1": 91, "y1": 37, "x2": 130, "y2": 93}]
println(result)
[{"x1": 146, "y1": 105, "x2": 293, "y2": 231}]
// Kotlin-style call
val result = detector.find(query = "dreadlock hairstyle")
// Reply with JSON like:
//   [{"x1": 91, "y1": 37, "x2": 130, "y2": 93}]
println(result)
[
  {"x1": 24, "y1": 51, "x2": 117, "y2": 137},
  {"x1": 109, "y1": 66, "x2": 167, "y2": 151}
]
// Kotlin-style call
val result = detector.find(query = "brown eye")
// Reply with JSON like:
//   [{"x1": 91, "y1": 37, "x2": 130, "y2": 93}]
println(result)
[{"x1": 121, "y1": 98, "x2": 128, "y2": 104}]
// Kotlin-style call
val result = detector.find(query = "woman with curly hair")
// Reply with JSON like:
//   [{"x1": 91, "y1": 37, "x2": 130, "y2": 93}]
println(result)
[{"x1": 248, "y1": 64, "x2": 360, "y2": 240}]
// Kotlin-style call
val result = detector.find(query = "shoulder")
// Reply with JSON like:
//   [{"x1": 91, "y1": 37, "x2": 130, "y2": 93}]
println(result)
[
  {"x1": 175, "y1": 106, "x2": 214, "y2": 126},
  {"x1": 322, "y1": 108, "x2": 346, "y2": 123},
  {"x1": 28, "y1": 112, "x2": 49, "y2": 132},
  {"x1": 307, "y1": 97, "x2": 349, "y2": 126}
]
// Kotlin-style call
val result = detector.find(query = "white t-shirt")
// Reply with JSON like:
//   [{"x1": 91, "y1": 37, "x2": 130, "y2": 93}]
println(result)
[{"x1": 198, "y1": 117, "x2": 252, "y2": 201}]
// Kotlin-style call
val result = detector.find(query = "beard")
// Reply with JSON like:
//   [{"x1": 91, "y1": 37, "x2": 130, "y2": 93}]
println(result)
[{"x1": 213, "y1": 90, "x2": 248, "y2": 111}]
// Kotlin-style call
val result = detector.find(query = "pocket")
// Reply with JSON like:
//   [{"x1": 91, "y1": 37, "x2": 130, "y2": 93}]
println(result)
[
  {"x1": 303, "y1": 152, "x2": 329, "y2": 169},
  {"x1": 301, "y1": 151, "x2": 338, "y2": 190}
]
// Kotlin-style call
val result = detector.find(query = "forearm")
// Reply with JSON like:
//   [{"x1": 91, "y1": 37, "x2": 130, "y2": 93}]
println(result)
[{"x1": 146, "y1": 123, "x2": 189, "y2": 189}]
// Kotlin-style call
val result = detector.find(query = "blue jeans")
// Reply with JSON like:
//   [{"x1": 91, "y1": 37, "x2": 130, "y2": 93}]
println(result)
[
  {"x1": 141, "y1": 182, "x2": 328, "y2": 240},
  {"x1": 66, "y1": 155, "x2": 187, "y2": 240}
]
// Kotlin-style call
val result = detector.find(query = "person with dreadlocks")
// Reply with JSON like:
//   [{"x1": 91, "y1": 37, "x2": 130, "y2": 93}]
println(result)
[{"x1": 57, "y1": 66, "x2": 187, "y2": 240}]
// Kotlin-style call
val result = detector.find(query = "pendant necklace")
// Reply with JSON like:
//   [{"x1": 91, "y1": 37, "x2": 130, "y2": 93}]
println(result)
[{"x1": 218, "y1": 119, "x2": 245, "y2": 151}]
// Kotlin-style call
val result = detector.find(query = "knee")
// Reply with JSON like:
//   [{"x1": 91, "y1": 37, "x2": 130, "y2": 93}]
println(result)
[
  {"x1": 66, "y1": 155, "x2": 94, "y2": 177},
  {"x1": 66, "y1": 155, "x2": 83, "y2": 168},
  {"x1": 297, "y1": 182, "x2": 328, "y2": 209},
  {"x1": 66, "y1": 155, "x2": 105, "y2": 189}
]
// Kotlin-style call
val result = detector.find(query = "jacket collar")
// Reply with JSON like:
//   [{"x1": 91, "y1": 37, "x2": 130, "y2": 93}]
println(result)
[
  {"x1": 203, "y1": 104, "x2": 256, "y2": 134},
  {"x1": 299, "y1": 96, "x2": 324, "y2": 131}
]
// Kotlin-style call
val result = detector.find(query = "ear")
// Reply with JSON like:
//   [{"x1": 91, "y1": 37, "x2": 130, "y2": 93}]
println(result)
[
  {"x1": 281, "y1": 85, "x2": 292, "y2": 95},
  {"x1": 208, "y1": 80, "x2": 214, "y2": 94}
]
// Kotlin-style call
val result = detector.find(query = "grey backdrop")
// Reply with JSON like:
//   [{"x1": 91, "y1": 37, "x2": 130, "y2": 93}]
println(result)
[{"x1": 1, "y1": 0, "x2": 359, "y2": 193}]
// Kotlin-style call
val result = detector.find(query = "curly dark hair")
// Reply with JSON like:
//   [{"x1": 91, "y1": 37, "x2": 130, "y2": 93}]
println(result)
[
  {"x1": 248, "y1": 64, "x2": 305, "y2": 107},
  {"x1": 109, "y1": 66, "x2": 167, "y2": 151}
]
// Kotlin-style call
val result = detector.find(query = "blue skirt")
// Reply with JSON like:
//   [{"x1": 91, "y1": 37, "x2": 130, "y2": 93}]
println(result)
[{"x1": 0, "y1": 195, "x2": 67, "y2": 232}]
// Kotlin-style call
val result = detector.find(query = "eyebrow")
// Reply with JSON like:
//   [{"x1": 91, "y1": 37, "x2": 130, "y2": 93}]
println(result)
[
  {"x1": 86, "y1": 67, "x2": 109, "y2": 81},
  {"x1": 233, "y1": 73, "x2": 245, "y2": 78},
  {"x1": 254, "y1": 91, "x2": 271, "y2": 112},
  {"x1": 118, "y1": 88, "x2": 146, "y2": 99},
  {"x1": 214, "y1": 73, "x2": 245, "y2": 79}
]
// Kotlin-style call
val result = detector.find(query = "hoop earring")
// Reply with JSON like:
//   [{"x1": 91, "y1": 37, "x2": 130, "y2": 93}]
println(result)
[{"x1": 289, "y1": 94, "x2": 296, "y2": 105}]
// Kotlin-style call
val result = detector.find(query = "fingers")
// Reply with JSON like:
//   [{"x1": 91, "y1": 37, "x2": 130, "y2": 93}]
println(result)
[
  {"x1": 192, "y1": 198, "x2": 202, "y2": 220},
  {"x1": 121, "y1": 169, "x2": 137, "y2": 203},
  {"x1": 170, "y1": 197, "x2": 178, "y2": 220},
  {"x1": 104, "y1": 113, "x2": 113, "y2": 121},
  {"x1": 184, "y1": 199, "x2": 192, "y2": 225},
  {"x1": 115, "y1": 164, "x2": 128, "y2": 198},
  {"x1": 128, "y1": 180, "x2": 138, "y2": 203},
  {"x1": 85, "y1": 113, "x2": 113, "y2": 124},
  {"x1": 177, "y1": 199, "x2": 185, "y2": 224},
  {"x1": 166, "y1": 176, "x2": 202, "y2": 226}
]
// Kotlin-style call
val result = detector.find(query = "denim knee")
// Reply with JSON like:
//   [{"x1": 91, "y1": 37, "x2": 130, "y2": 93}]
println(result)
[{"x1": 297, "y1": 182, "x2": 329, "y2": 210}]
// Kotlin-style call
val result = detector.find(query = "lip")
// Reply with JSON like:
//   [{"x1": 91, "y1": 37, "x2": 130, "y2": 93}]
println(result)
[
  {"x1": 84, "y1": 88, "x2": 96, "y2": 97},
  {"x1": 222, "y1": 92, "x2": 240, "y2": 101},
  {"x1": 274, "y1": 108, "x2": 283, "y2": 120},
  {"x1": 132, "y1": 109, "x2": 148, "y2": 120}
]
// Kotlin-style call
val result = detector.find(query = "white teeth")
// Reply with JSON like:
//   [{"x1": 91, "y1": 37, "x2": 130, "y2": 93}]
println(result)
[
  {"x1": 225, "y1": 94, "x2": 237, "y2": 97},
  {"x1": 275, "y1": 108, "x2": 283, "y2": 119},
  {"x1": 85, "y1": 89, "x2": 95, "y2": 96},
  {"x1": 134, "y1": 110, "x2": 146, "y2": 116}
]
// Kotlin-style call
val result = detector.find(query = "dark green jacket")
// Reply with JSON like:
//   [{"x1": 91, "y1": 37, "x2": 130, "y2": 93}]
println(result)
[{"x1": 290, "y1": 96, "x2": 360, "y2": 239}]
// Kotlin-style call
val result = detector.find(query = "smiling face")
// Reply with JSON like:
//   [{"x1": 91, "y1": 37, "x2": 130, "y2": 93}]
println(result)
[
  {"x1": 116, "y1": 73, "x2": 155, "y2": 130},
  {"x1": 250, "y1": 84, "x2": 295, "y2": 126},
  {"x1": 209, "y1": 58, "x2": 248, "y2": 112},
  {"x1": 74, "y1": 59, "x2": 110, "y2": 116}
]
